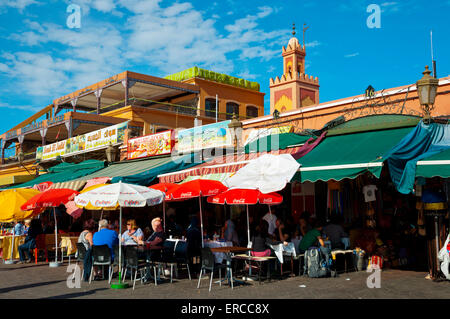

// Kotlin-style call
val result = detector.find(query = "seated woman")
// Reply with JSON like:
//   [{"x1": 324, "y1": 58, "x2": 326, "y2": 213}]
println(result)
[
  {"x1": 78, "y1": 219, "x2": 96, "y2": 281},
  {"x1": 121, "y1": 219, "x2": 144, "y2": 246},
  {"x1": 251, "y1": 220, "x2": 286, "y2": 257}
]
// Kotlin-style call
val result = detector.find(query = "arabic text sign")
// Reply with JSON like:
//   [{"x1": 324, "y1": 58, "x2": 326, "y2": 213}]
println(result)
[{"x1": 36, "y1": 122, "x2": 127, "y2": 161}]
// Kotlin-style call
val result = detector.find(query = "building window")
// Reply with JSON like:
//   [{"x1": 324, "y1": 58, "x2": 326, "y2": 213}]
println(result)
[
  {"x1": 226, "y1": 102, "x2": 239, "y2": 120},
  {"x1": 246, "y1": 106, "x2": 258, "y2": 118},
  {"x1": 205, "y1": 98, "x2": 216, "y2": 118}
]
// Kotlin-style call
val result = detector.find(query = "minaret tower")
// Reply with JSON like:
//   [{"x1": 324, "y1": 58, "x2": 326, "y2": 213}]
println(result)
[{"x1": 270, "y1": 24, "x2": 319, "y2": 114}]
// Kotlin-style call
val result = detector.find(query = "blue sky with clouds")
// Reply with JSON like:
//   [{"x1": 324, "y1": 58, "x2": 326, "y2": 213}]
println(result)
[{"x1": 0, "y1": 0, "x2": 449, "y2": 134}]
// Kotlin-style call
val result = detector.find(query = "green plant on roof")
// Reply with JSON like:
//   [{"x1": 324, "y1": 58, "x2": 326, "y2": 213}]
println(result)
[{"x1": 165, "y1": 67, "x2": 260, "y2": 91}]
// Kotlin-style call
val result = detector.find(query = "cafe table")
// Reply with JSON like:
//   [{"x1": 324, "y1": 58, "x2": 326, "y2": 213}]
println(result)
[
  {"x1": 269, "y1": 242, "x2": 297, "y2": 277},
  {"x1": 204, "y1": 240, "x2": 233, "y2": 263},
  {"x1": 210, "y1": 246, "x2": 252, "y2": 286}
]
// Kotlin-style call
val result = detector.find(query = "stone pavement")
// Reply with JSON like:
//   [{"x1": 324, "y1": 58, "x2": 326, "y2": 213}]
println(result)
[{"x1": 0, "y1": 261, "x2": 448, "y2": 299}]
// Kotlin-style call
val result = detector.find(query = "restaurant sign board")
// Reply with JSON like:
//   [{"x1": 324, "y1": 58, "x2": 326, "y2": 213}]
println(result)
[
  {"x1": 177, "y1": 120, "x2": 232, "y2": 154},
  {"x1": 127, "y1": 130, "x2": 174, "y2": 160},
  {"x1": 36, "y1": 122, "x2": 127, "y2": 161}
]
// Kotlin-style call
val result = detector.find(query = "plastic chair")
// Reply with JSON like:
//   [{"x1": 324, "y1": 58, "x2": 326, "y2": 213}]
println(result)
[
  {"x1": 112, "y1": 245, "x2": 125, "y2": 279},
  {"x1": 160, "y1": 241, "x2": 177, "y2": 283},
  {"x1": 123, "y1": 246, "x2": 147, "y2": 290},
  {"x1": 34, "y1": 234, "x2": 48, "y2": 264},
  {"x1": 197, "y1": 247, "x2": 231, "y2": 292},
  {"x1": 146, "y1": 247, "x2": 163, "y2": 286},
  {"x1": 89, "y1": 245, "x2": 113, "y2": 284},
  {"x1": 174, "y1": 241, "x2": 191, "y2": 280},
  {"x1": 73, "y1": 243, "x2": 87, "y2": 280}
]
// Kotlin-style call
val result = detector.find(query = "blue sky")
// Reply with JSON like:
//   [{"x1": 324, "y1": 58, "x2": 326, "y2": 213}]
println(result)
[{"x1": 0, "y1": 0, "x2": 449, "y2": 135}]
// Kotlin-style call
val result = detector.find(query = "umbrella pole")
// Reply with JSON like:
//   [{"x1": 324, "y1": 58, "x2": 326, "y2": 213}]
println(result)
[
  {"x1": 246, "y1": 205, "x2": 250, "y2": 246},
  {"x1": 119, "y1": 206, "x2": 123, "y2": 284},
  {"x1": 111, "y1": 205, "x2": 128, "y2": 289},
  {"x1": 163, "y1": 200, "x2": 166, "y2": 232},
  {"x1": 434, "y1": 215, "x2": 440, "y2": 273},
  {"x1": 49, "y1": 207, "x2": 61, "y2": 267},
  {"x1": 247, "y1": 205, "x2": 252, "y2": 277},
  {"x1": 199, "y1": 197, "x2": 204, "y2": 248}
]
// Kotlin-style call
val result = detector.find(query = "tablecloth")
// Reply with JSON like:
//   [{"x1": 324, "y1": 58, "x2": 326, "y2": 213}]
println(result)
[
  {"x1": 269, "y1": 242, "x2": 297, "y2": 263},
  {"x1": 1, "y1": 235, "x2": 25, "y2": 260},
  {"x1": 204, "y1": 240, "x2": 232, "y2": 263},
  {"x1": 60, "y1": 236, "x2": 78, "y2": 256}
]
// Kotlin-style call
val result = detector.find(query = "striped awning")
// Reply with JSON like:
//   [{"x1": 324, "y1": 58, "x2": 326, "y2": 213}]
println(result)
[
  {"x1": 182, "y1": 172, "x2": 233, "y2": 183},
  {"x1": 159, "y1": 146, "x2": 303, "y2": 183},
  {"x1": 48, "y1": 180, "x2": 87, "y2": 191}
]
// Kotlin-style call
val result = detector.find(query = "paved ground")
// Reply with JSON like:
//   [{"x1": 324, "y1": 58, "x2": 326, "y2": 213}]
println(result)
[{"x1": 0, "y1": 261, "x2": 448, "y2": 299}]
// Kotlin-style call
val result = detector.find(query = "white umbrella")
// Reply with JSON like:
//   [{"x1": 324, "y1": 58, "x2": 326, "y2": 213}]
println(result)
[
  {"x1": 74, "y1": 181, "x2": 165, "y2": 289},
  {"x1": 224, "y1": 154, "x2": 300, "y2": 194}
]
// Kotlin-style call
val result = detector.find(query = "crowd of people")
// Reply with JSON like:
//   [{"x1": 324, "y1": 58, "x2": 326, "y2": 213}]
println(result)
[{"x1": 11, "y1": 200, "x2": 426, "y2": 281}]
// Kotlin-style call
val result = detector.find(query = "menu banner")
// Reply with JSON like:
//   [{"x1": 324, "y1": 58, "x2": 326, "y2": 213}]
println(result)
[
  {"x1": 36, "y1": 122, "x2": 127, "y2": 161},
  {"x1": 127, "y1": 130, "x2": 174, "y2": 160},
  {"x1": 177, "y1": 120, "x2": 232, "y2": 154}
]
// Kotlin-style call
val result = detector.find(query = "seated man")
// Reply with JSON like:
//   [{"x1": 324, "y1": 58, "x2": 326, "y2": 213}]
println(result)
[
  {"x1": 18, "y1": 219, "x2": 42, "y2": 263},
  {"x1": 142, "y1": 217, "x2": 166, "y2": 283},
  {"x1": 323, "y1": 215, "x2": 347, "y2": 250},
  {"x1": 186, "y1": 217, "x2": 202, "y2": 276},
  {"x1": 92, "y1": 219, "x2": 119, "y2": 261},
  {"x1": 298, "y1": 220, "x2": 327, "y2": 254}
]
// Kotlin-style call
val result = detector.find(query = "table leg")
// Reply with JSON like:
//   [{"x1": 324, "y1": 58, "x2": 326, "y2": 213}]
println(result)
[
  {"x1": 258, "y1": 261, "x2": 261, "y2": 284},
  {"x1": 291, "y1": 256, "x2": 294, "y2": 276}
]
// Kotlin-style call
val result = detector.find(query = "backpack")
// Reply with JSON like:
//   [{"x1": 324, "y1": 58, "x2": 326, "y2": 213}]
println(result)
[{"x1": 304, "y1": 247, "x2": 331, "y2": 278}]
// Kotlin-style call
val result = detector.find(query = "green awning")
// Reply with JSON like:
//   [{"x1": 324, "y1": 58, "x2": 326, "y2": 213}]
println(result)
[
  {"x1": 416, "y1": 148, "x2": 450, "y2": 178},
  {"x1": 294, "y1": 127, "x2": 414, "y2": 183},
  {"x1": 5, "y1": 160, "x2": 105, "y2": 189},
  {"x1": 71, "y1": 153, "x2": 203, "y2": 186},
  {"x1": 245, "y1": 133, "x2": 313, "y2": 153}
]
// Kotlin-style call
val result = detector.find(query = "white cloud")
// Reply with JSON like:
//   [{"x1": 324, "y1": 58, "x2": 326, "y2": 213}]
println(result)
[
  {"x1": 305, "y1": 40, "x2": 320, "y2": 48},
  {"x1": 381, "y1": 2, "x2": 401, "y2": 12},
  {"x1": 0, "y1": 0, "x2": 38, "y2": 12},
  {"x1": 236, "y1": 69, "x2": 257, "y2": 80},
  {"x1": 2, "y1": 2, "x2": 287, "y2": 104},
  {"x1": 0, "y1": 62, "x2": 9, "y2": 72},
  {"x1": 0, "y1": 102, "x2": 41, "y2": 112},
  {"x1": 5, "y1": 21, "x2": 124, "y2": 97},
  {"x1": 344, "y1": 52, "x2": 359, "y2": 58}
]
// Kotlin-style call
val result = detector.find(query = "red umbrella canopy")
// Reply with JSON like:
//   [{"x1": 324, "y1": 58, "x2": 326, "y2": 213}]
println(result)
[
  {"x1": 169, "y1": 179, "x2": 228, "y2": 200},
  {"x1": 149, "y1": 183, "x2": 180, "y2": 201},
  {"x1": 20, "y1": 188, "x2": 80, "y2": 211},
  {"x1": 207, "y1": 188, "x2": 283, "y2": 205}
]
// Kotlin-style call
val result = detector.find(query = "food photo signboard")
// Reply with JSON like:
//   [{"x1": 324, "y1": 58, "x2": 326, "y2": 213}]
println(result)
[{"x1": 127, "y1": 130, "x2": 174, "y2": 160}]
